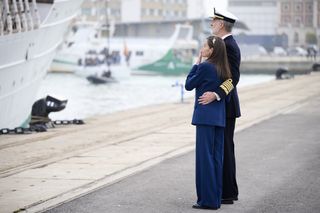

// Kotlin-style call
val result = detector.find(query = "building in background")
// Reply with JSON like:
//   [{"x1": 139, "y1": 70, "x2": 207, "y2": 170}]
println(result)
[
  {"x1": 277, "y1": 0, "x2": 320, "y2": 47},
  {"x1": 121, "y1": 0, "x2": 188, "y2": 23},
  {"x1": 80, "y1": 0, "x2": 121, "y2": 23},
  {"x1": 228, "y1": 0, "x2": 320, "y2": 47},
  {"x1": 229, "y1": 0, "x2": 278, "y2": 35},
  {"x1": 79, "y1": 0, "x2": 320, "y2": 48},
  {"x1": 80, "y1": 0, "x2": 188, "y2": 23}
]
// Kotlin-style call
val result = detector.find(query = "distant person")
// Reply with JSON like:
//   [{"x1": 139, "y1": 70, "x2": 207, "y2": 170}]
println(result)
[
  {"x1": 307, "y1": 47, "x2": 312, "y2": 59},
  {"x1": 125, "y1": 51, "x2": 131, "y2": 66},
  {"x1": 313, "y1": 47, "x2": 318, "y2": 60},
  {"x1": 185, "y1": 36, "x2": 232, "y2": 210},
  {"x1": 123, "y1": 42, "x2": 131, "y2": 66},
  {"x1": 198, "y1": 8, "x2": 241, "y2": 205}
]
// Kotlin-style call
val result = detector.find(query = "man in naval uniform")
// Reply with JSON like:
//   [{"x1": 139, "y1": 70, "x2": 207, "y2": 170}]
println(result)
[{"x1": 198, "y1": 8, "x2": 241, "y2": 205}]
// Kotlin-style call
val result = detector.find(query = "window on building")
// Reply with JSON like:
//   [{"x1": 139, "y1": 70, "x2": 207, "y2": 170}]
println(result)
[
  {"x1": 294, "y1": 16, "x2": 302, "y2": 26},
  {"x1": 81, "y1": 8, "x2": 92, "y2": 16},
  {"x1": 136, "y1": 51, "x2": 144, "y2": 56},
  {"x1": 294, "y1": 32, "x2": 299, "y2": 43},
  {"x1": 294, "y1": 3, "x2": 302, "y2": 12},
  {"x1": 150, "y1": 9, "x2": 154, "y2": 16},
  {"x1": 142, "y1": 9, "x2": 146, "y2": 16},
  {"x1": 111, "y1": 9, "x2": 116, "y2": 16},
  {"x1": 281, "y1": 3, "x2": 290, "y2": 12},
  {"x1": 306, "y1": 3, "x2": 313, "y2": 13},
  {"x1": 281, "y1": 15, "x2": 291, "y2": 26},
  {"x1": 305, "y1": 15, "x2": 313, "y2": 27}
]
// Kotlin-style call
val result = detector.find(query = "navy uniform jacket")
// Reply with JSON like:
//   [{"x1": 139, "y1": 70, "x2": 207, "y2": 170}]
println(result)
[
  {"x1": 185, "y1": 62, "x2": 225, "y2": 127},
  {"x1": 214, "y1": 35, "x2": 241, "y2": 118}
]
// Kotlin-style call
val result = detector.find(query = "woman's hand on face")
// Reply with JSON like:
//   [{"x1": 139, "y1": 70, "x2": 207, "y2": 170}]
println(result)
[{"x1": 196, "y1": 50, "x2": 202, "y2": 65}]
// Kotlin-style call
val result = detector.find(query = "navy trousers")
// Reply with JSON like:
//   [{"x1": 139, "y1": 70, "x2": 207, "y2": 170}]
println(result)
[
  {"x1": 195, "y1": 125, "x2": 224, "y2": 208},
  {"x1": 222, "y1": 118, "x2": 238, "y2": 199}
]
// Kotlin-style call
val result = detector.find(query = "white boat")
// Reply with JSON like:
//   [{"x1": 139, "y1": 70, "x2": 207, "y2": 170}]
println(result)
[
  {"x1": 0, "y1": 0, "x2": 84, "y2": 129},
  {"x1": 50, "y1": 23, "x2": 199, "y2": 77}
]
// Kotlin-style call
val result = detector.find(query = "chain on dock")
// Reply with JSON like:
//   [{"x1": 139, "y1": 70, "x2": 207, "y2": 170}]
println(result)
[{"x1": 0, "y1": 119, "x2": 85, "y2": 135}]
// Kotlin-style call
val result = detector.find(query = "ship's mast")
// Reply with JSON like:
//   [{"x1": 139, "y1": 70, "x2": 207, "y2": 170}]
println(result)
[{"x1": 105, "y1": 0, "x2": 111, "y2": 72}]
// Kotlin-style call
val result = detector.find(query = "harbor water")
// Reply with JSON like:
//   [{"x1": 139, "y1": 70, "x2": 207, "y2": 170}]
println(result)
[{"x1": 37, "y1": 73, "x2": 274, "y2": 120}]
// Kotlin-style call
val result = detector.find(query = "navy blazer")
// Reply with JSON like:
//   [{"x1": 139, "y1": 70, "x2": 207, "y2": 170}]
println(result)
[
  {"x1": 214, "y1": 35, "x2": 241, "y2": 118},
  {"x1": 185, "y1": 62, "x2": 225, "y2": 127}
]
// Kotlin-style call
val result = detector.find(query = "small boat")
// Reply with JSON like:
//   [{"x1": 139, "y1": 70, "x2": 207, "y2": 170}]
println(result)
[{"x1": 86, "y1": 71, "x2": 117, "y2": 84}]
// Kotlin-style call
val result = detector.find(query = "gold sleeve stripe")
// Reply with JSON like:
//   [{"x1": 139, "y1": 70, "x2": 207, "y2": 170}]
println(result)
[
  {"x1": 220, "y1": 84, "x2": 229, "y2": 94},
  {"x1": 225, "y1": 79, "x2": 234, "y2": 89},
  {"x1": 219, "y1": 79, "x2": 234, "y2": 95},
  {"x1": 223, "y1": 82, "x2": 233, "y2": 92},
  {"x1": 225, "y1": 81, "x2": 233, "y2": 91},
  {"x1": 225, "y1": 79, "x2": 233, "y2": 85}
]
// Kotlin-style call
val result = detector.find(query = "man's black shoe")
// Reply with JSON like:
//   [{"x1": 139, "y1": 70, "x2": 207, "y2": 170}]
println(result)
[
  {"x1": 227, "y1": 197, "x2": 238, "y2": 201},
  {"x1": 192, "y1": 204, "x2": 218, "y2": 210},
  {"x1": 221, "y1": 199, "x2": 234, "y2": 204}
]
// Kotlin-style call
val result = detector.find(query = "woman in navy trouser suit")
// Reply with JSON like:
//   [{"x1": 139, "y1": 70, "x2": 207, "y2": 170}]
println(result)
[{"x1": 185, "y1": 36, "x2": 232, "y2": 210}]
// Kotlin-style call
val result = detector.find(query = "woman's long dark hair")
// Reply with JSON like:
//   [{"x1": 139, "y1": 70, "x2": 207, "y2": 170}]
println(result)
[{"x1": 206, "y1": 36, "x2": 232, "y2": 80}]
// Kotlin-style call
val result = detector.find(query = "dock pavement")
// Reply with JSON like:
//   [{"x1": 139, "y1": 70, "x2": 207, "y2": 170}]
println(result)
[
  {"x1": 47, "y1": 89, "x2": 320, "y2": 213},
  {"x1": 0, "y1": 72, "x2": 320, "y2": 213}
]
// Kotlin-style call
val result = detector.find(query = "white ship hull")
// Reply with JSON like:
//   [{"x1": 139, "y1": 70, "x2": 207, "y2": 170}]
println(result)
[{"x1": 0, "y1": 0, "x2": 84, "y2": 129}]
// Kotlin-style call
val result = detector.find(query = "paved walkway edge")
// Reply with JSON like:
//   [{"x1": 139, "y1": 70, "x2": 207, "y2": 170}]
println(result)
[
  {"x1": 24, "y1": 145, "x2": 195, "y2": 213},
  {"x1": 25, "y1": 99, "x2": 310, "y2": 213}
]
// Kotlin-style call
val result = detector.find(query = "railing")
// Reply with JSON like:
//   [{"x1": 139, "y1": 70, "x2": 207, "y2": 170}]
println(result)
[{"x1": 0, "y1": 0, "x2": 41, "y2": 36}]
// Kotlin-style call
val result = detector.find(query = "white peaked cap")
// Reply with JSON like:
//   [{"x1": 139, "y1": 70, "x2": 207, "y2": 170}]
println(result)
[{"x1": 208, "y1": 7, "x2": 238, "y2": 23}]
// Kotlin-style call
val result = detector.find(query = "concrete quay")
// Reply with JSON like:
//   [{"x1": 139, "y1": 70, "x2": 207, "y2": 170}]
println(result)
[
  {"x1": 48, "y1": 94, "x2": 320, "y2": 213},
  {"x1": 240, "y1": 56, "x2": 318, "y2": 74},
  {"x1": 0, "y1": 72, "x2": 320, "y2": 213}
]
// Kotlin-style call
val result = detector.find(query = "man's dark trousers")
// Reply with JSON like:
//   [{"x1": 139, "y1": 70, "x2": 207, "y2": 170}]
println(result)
[{"x1": 222, "y1": 117, "x2": 238, "y2": 199}]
